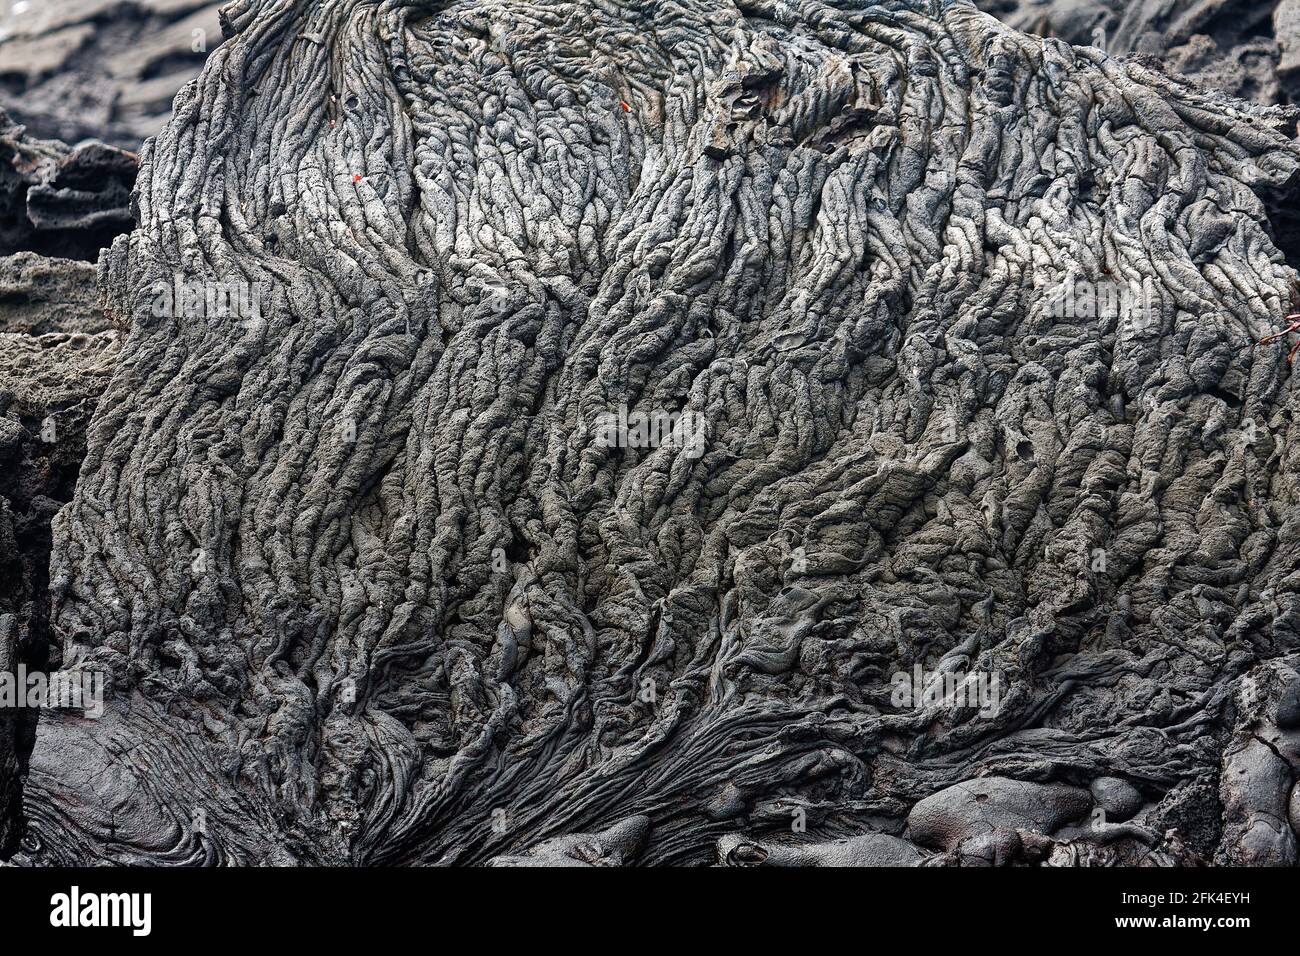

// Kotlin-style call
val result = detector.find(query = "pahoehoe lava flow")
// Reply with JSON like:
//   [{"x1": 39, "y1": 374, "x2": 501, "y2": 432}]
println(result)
[{"x1": 4, "y1": 0, "x2": 1300, "y2": 867}]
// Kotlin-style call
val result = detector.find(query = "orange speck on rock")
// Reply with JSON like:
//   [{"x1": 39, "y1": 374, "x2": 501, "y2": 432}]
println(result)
[
  {"x1": 620, "y1": 101, "x2": 631, "y2": 112},
  {"x1": 353, "y1": 174, "x2": 362, "y2": 182}
]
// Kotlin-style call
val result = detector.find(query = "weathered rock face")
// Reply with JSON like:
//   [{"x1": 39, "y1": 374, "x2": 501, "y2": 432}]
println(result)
[
  {"x1": 0, "y1": 0, "x2": 221, "y2": 149},
  {"x1": 0, "y1": 253, "x2": 101, "y2": 333},
  {"x1": 0, "y1": 98, "x2": 133, "y2": 849},
  {"x1": 7, "y1": 0, "x2": 1300, "y2": 867},
  {"x1": 980, "y1": 0, "x2": 1293, "y2": 104},
  {"x1": 0, "y1": 322, "x2": 119, "y2": 643},
  {"x1": 0, "y1": 251, "x2": 119, "y2": 855},
  {"x1": 0, "y1": 109, "x2": 137, "y2": 261},
  {"x1": 1, "y1": 0, "x2": 1295, "y2": 160}
]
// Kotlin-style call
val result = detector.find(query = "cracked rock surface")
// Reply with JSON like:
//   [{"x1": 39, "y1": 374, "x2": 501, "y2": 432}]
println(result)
[{"x1": 5, "y1": 0, "x2": 1300, "y2": 867}]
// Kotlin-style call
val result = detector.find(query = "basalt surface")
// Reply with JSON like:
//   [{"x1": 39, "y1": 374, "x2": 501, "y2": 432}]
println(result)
[
  {"x1": 2, "y1": 0, "x2": 1296, "y2": 159},
  {"x1": 0, "y1": 105, "x2": 133, "y2": 851},
  {"x1": 982, "y1": 0, "x2": 1294, "y2": 104},
  {"x1": 0, "y1": 108, "x2": 137, "y2": 261},
  {"x1": 0, "y1": 0, "x2": 222, "y2": 149},
  {"x1": 0, "y1": 253, "x2": 119, "y2": 856},
  {"x1": 3, "y1": 0, "x2": 1300, "y2": 867}
]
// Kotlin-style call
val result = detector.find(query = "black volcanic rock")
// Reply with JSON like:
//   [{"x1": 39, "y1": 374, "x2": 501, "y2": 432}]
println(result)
[{"x1": 0, "y1": 108, "x2": 136, "y2": 260}]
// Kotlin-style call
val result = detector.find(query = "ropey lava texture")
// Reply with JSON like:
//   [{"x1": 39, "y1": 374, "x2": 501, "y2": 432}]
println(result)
[
  {"x1": 981, "y1": 0, "x2": 1299, "y2": 105},
  {"x1": 16, "y1": 0, "x2": 1300, "y2": 865}
]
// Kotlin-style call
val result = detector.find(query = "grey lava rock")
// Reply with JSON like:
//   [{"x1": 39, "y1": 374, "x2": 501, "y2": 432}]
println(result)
[
  {"x1": 0, "y1": 248, "x2": 118, "y2": 853},
  {"x1": 906, "y1": 778, "x2": 1094, "y2": 851},
  {"x1": 0, "y1": 0, "x2": 222, "y2": 149},
  {"x1": 1089, "y1": 776, "x2": 1144, "y2": 822},
  {"x1": 1217, "y1": 736, "x2": 1298, "y2": 865},
  {"x1": 1277, "y1": 680, "x2": 1300, "y2": 729},
  {"x1": 487, "y1": 816, "x2": 650, "y2": 867},
  {"x1": 978, "y1": 0, "x2": 1294, "y2": 104},
  {"x1": 716, "y1": 831, "x2": 931, "y2": 867},
  {"x1": 1289, "y1": 781, "x2": 1300, "y2": 837},
  {"x1": 2, "y1": 0, "x2": 1300, "y2": 868},
  {"x1": 0, "y1": 614, "x2": 17, "y2": 854},
  {"x1": 0, "y1": 253, "x2": 106, "y2": 334}
]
